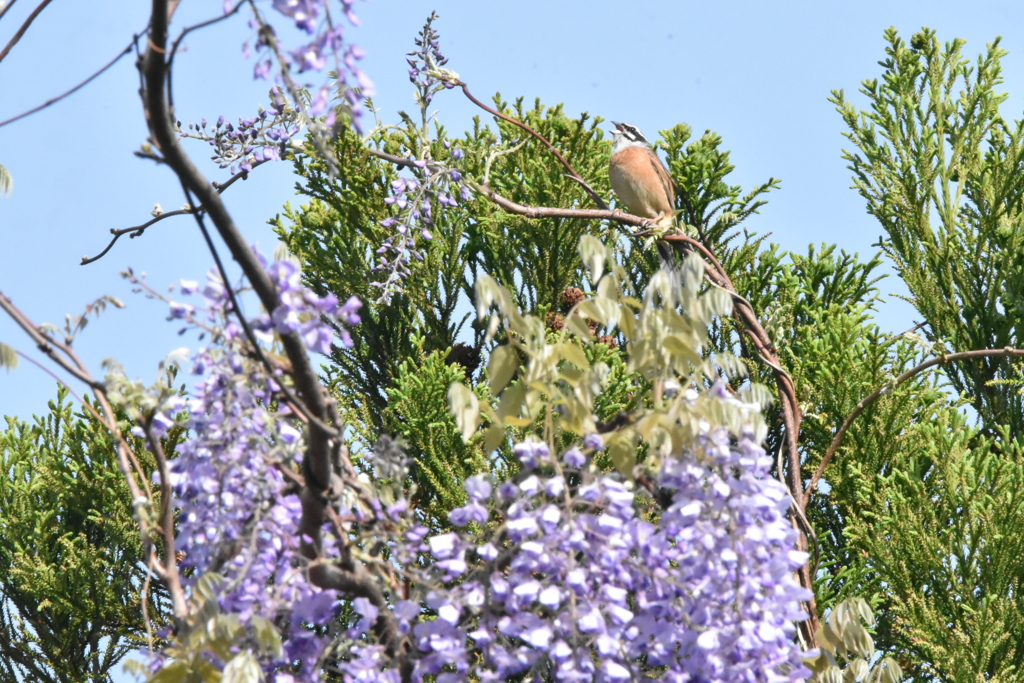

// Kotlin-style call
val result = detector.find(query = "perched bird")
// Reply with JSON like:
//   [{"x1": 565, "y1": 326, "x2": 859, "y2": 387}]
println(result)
[{"x1": 608, "y1": 121, "x2": 676, "y2": 228}]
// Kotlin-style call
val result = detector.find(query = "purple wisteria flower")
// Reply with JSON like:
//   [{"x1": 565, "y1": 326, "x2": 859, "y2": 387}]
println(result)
[
  {"x1": 334, "y1": 414, "x2": 813, "y2": 682},
  {"x1": 247, "y1": 0, "x2": 374, "y2": 131},
  {"x1": 176, "y1": 98, "x2": 297, "y2": 176},
  {"x1": 371, "y1": 16, "x2": 471, "y2": 304},
  {"x1": 406, "y1": 11, "x2": 456, "y2": 106},
  {"x1": 371, "y1": 146, "x2": 469, "y2": 304},
  {"x1": 154, "y1": 250, "x2": 360, "y2": 678}
]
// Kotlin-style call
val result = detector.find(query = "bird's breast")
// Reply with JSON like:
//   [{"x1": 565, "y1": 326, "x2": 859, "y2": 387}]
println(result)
[{"x1": 609, "y1": 147, "x2": 673, "y2": 219}]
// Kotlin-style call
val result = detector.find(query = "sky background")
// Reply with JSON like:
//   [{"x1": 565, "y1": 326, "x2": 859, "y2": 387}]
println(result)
[{"x1": 2, "y1": 0, "x2": 1024, "y2": 425}]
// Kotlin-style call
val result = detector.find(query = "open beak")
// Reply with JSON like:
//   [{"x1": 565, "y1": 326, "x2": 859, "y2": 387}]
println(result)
[{"x1": 611, "y1": 121, "x2": 623, "y2": 130}]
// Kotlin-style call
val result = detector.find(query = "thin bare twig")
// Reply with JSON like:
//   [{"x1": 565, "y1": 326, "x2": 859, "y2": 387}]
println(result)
[
  {"x1": 0, "y1": 35, "x2": 138, "y2": 129},
  {"x1": 468, "y1": 179, "x2": 646, "y2": 226},
  {"x1": 0, "y1": 0, "x2": 53, "y2": 65},
  {"x1": 81, "y1": 159, "x2": 269, "y2": 265},
  {"x1": 448, "y1": 78, "x2": 609, "y2": 210},
  {"x1": 805, "y1": 347, "x2": 1024, "y2": 501},
  {"x1": 365, "y1": 147, "x2": 425, "y2": 169},
  {"x1": 143, "y1": 419, "x2": 189, "y2": 620},
  {"x1": 0, "y1": 0, "x2": 20, "y2": 24}
]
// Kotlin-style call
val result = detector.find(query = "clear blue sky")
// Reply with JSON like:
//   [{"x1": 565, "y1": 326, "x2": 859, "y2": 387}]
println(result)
[{"x1": 2, "y1": 0, "x2": 1024, "y2": 422}]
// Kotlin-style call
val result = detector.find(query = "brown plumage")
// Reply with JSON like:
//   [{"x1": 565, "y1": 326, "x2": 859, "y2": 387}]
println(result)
[{"x1": 609, "y1": 122, "x2": 676, "y2": 228}]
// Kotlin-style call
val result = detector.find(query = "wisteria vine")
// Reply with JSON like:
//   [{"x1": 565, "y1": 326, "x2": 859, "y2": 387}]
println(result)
[
  {"x1": 97, "y1": 5, "x2": 822, "y2": 682},
  {"x1": 136, "y1": 252, "x2": 360, "y2": 679},
  {"x1": 334, "y1": 418, "x2": 813, "y2": 682},
  {"x1": 370, "y1": 14, "x2": 470, "y2": 304}
]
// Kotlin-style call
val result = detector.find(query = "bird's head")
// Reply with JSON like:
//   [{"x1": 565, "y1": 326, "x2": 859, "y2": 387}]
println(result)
[{"x1": 610, "y1": 121, "x2": 650, "y2": 151}]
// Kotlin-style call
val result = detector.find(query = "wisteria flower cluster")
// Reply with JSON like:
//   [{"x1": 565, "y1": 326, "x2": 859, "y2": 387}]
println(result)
[
  {"x1": 135, "y1": 238, "x2": 816, "y2": 682},
  {"x1": 151, "y1": 250, "x2": 360, "y2": 678},
  {"x1": 255, "y1": 257, "x2": 362, "y2": 354},
  {"x1": 406, "y1": 11, "x2": 456, "y2": 107},
  {"x1": 369, "y1": 14, "x2": 473, "y2": 304},
  {"x1": 372, "y1": 148, "x2": 470, "y2": 304},
  {"x1": 336, "y1": 410, "x2": 813, "y2": 682},
  {"x1": 176, "y1": 95, "x2": 300, "y2": 176},
  {"x1": 245, "y1": 0, "x2": 374, "y2": 130}
]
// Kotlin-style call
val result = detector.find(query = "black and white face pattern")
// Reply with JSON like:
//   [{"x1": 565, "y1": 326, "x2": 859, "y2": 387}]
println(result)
[{"x1": 612, "y1": 121, "x2": 649, "y2": 145}]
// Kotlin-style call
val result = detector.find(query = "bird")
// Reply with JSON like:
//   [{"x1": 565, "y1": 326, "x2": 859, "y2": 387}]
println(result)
[{"x1": 608, "y1": 121, "x2": 676, "y2": 229}]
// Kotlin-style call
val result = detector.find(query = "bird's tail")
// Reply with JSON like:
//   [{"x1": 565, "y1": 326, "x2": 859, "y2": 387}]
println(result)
[{"x1": 656, "y1": 240, "x2": 682, "y2": 294}]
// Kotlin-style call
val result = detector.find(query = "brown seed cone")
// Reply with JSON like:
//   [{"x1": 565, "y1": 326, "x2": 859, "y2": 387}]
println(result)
[
  {"x1": 561, "y1": 287, "x2": 585, "y2": 312},
  {"x1": 445, "y1": 343, "x2": 482, "y2": 377}
]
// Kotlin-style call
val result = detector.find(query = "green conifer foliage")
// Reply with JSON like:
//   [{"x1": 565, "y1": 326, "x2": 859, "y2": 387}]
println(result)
[
  {"x1": 384, "y1": 340, "x2": 498, "y2": 528},
  {"x1": 274, "y1": 98, "x2": 780, "y2": 532},
  {"x1": 833, "y1": 27, "x2": 1024, "y2": 433},
  {"x1": 823, "y1": 27, "x2": 1024, "y2": 681},
  {"x1": 845, "y1": 417, "x2": 1024, "y2": 682},
  {"x1": 0, "y1": 387, "x2": 182, "y2": 683}
]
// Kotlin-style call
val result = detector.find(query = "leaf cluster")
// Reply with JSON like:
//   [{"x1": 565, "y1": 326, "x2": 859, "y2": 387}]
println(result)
[
  {"x1": 824, "y1": 26, "x2": 1024, "y2": 680},
  {"x1": 0, "y1": 386, "x2": 184, "y2": 683}
]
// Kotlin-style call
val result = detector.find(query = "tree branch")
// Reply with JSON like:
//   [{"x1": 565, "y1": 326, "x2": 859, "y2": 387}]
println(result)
[
  {"x1": 365, "y1": 147, "x2": 427, "y2": 169},
  {"x1": 0, "y1": 291, "x2": 104, "y2": 390},
  {"x1": 449, "y1": 78, "x2": 609, "y2": 211},
  {"x1": 141, "y1": 0, "x2": 370, "y2": 631},
  {"x1": 0, "y1": 34, "x2": 138, "y2": 129},
  {"x1": 805, "y1": 347, "x2": 1024, "y2": 501},
  {"x1": 142, "y1": 419, "x2": 189, "y2": 622},
  {"x1": 468, "y1": 179, "x2": 644, "y2": 225},
  {"x1": 81, "y1": 159, "x2": 270, "y2": 265},
  {"x1": 0, "y1": 0, "x2": 53, "y2": 65},
  {"x1": 0, "y1": 0, "x2": 20, "y2": 24}
]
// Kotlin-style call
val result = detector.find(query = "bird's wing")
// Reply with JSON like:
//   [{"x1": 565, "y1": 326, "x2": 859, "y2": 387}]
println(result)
[{"x1": 647, "y1": 149, "x2": 676, "y2": 207}]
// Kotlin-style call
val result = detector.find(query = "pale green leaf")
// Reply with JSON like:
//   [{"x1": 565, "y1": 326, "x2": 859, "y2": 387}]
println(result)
[
  {"x1": 0, "y1": 342, "x2": 18, "y2": 370},
  {"x1": 488, "y1": 345, "x2": 518, "y2": 395},
  {"x1": 844, "y1": 621, "x2": 874, "y2": 660},
  {"x1": 566, "y1": 313, "x2": 593, "y2": 340},
  {"x1": 663, "y1": 335, "x2": 703, "y2": 366},
  {"x1": 606, "y1": 431, "x2": 639, "y2": 476},
  {"x1": 845, "y1": 658, "x2": 870, "y2": 683},
  {"x1": 618, "y1": 304, "x2": 636, "y2": 339},
  {"x1": 222, "y1": 650, "x2": 261, "y2": 683},
  {"x1": 496, "y1": 383, "x2": 527, "y2": 423},
  {"x1": 701, "y1": 286, "x2": 734, "y2": 318},
  {"x1": 149, "y1": 662, "x2": 193, "y2": 683},
  {"x1": 448, "y1": 382, "x2": 480, "y2": 441},
  {"x1": 849, "y1": 597, "x2": 874, "y2": 627},
  {"x1": 250, "y1": 615, "x2": 283, "y2": 659},
  {"x1": 578, "y1": 234, "x2": 606, "y2": 285},
  {"x1": 577, "y1": 300, "x2": 605, "y2": 324},
  {"x1": 820, "y1": 666, "x2": 844, "y2": 683},
  {"x1": 874, "y1": 658, "x2": 903, "y2": 683},
  {"x1": 483, "y1": 424, "x2": 506, "y2": 453},
  {"x1": 475, "y1": 274, "x2": 498, "y2": 320},
  {"x1": 558, "y1": 342, "x2": 590, "y2": 370}
]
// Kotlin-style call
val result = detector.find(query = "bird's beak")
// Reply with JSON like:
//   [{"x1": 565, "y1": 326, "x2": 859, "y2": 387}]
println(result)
[{"x1": 611, "y1": 121, "x2": 623, "y2": 130}]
